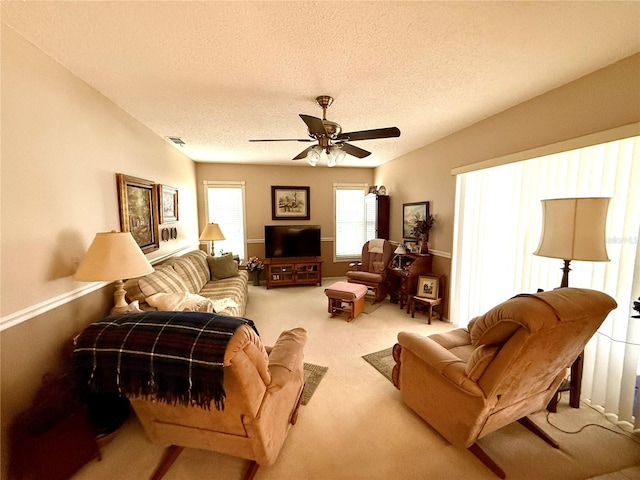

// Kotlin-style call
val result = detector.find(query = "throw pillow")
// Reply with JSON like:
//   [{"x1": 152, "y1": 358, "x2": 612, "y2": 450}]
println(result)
[
  {"x1": 207, "y1": 254, "x2": 239, "y2": 281},
  {"x1": 146, "y1": 292, "x2": 215, "y2": 313}
]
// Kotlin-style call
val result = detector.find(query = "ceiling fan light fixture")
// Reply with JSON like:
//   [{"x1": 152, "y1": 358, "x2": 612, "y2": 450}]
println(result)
[
  {"x1": 306, "y1": 146, "x2": 321, "y2": 166},
  {"x1": 326, "y1": 145, "x2": 346, "y2": 167}
]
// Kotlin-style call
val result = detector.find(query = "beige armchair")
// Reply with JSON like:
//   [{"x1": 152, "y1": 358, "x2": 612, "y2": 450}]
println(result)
[
  {"x1": 393, "y1": 288, "x2": 616, "y2": 478},
  {"x1": 127, "y1": 324, "x2": 307, "y2": 480},
  {"x1": 346, "y1": 239, "x2": 394, "y2": 302},
  {"x1": 72, "y1": 313, "x2": 306, "y2": 480}
]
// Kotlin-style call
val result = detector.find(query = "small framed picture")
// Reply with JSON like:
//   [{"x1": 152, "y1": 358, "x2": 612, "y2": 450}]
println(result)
[
  {"x1": 417, "y1": 275, "x2": 439, "y2": 299},
  {"x1": 158, "y1": 184, "x2": 179, "y2": 223},
  {"x1": 271, "y1": 186, "x2": 310, "y2": 220}
]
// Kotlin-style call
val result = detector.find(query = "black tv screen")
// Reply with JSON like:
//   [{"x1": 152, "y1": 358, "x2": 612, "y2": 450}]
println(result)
[{"x1": 264, "y1": 225, "x2": 321, "y2": 258}]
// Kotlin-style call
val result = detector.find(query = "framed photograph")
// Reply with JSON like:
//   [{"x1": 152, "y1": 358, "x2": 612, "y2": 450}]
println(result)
[
  {"x1": 403, "y1": 201, "x2": 430, "y2": 239},
  {"x1": 417, "y1": 275, "x2": 439, "y2": 299},
  {"x1": 158, "y1": 184, "x2": 178, "y2": 223},
  {"x1": 116, "y1": 173, "x2": 159, "y2": 253},
  {"x1": 271, "y1": 186, "x2": 310, "y2": 220}
]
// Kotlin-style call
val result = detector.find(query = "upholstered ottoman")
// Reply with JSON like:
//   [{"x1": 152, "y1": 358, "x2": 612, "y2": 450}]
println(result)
[{"x1": 324, "y1": 281, "x2": 368, "y2": 321}]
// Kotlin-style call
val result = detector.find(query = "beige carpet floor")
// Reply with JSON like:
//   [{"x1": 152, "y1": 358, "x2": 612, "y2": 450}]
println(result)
[{"x1": 72, "y1": 278, "x2": 640, "y2": 480}]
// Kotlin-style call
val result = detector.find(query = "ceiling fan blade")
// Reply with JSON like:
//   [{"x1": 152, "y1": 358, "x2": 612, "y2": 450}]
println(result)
[
  {"x1": 300, "y1": 114, "x2": 327, "y2": 136},
  {"x1": 292, "y1": 145, "x2": 316, "y2": 160},
  {"x1": 249, "y1": 138, "x2": 313, "y2": 142},
  {"x1": 340, "y1": 143, "x2": 371, "y2": 159},
  {"x1": 337, "y1": 127, "x2": 400, "y2": 142}
]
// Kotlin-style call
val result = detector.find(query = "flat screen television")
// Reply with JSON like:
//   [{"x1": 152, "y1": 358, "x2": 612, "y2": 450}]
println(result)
[{"x1": 264, "y1": 225, "x2": 321, "y2": 258}]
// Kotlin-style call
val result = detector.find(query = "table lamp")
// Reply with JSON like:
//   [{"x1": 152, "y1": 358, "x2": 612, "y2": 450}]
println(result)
[
  {"x1": 74, "y1": 231, "x2": 155, "y2": 314},
  {"x1": 533, "y1": 197, "x2": 610, "y2": 288},
  {"x1": 199, "y1": 223, "x2": 225, "y2": 255}
]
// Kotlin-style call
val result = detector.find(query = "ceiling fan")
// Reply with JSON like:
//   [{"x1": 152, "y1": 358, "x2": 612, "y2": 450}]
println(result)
[{"x1": 249, "y1": 96, "x2": 401, "y2": 166}]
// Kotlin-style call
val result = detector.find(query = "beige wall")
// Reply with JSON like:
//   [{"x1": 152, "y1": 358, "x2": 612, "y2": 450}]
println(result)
[
  {"x1": 374, "y1": 53, "x2": 640, "y2": 315},
  {"x1": 195, "y1": 163, "x2": 374, "y2": 278},
  {"x1": 0, "y1": 27, "x2": 199, "y2": 477}
]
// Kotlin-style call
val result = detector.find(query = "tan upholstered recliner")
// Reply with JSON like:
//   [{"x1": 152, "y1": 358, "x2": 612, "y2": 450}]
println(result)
[
  {"x1": 346, "y1": 239, "x2": 394, "y2": 302},
  {"x1": 128, "y1": 325, "x2": 307, "y2": 480},
  {"x1": 393, "y1": 288, "x2": 616, "y2": 478}
]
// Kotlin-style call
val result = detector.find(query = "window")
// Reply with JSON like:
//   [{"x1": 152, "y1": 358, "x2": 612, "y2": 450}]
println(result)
[
  {"x1": 334, "y1": 184, "x2": 367, "y2": 260},
  {"x1": 204, "y1": 181, "x2": 246, "y2": 259}
]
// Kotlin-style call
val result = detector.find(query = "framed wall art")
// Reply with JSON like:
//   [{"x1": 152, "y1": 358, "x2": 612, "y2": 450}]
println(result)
[
  {"x1": 271, "y1": 186, "x2": 310, "y2": 220},
  {"x1": 158, "y1": 184, "x2": 179, "y2": 223},
  {"x1": 417, "y1": 275, "x2": 439, "y2": 300},
  {"x1": 116, "y1": 173, "x2": 159, "y2": 253},
  {"x1": 402, "y1": 201, "x2": 430, "y2": 239}
]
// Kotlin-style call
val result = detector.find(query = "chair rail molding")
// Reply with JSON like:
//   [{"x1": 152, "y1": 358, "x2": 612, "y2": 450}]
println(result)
[{"x1": 0, "y1": 243, "x2": 199, "y2": 331}]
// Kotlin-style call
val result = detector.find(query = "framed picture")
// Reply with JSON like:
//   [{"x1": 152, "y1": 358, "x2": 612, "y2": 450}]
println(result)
[
  {"x1": 417, "y1": 275, "x2": 439, "y2": 299},
  {"x1": 116, "y1": 173, "x2": 159, "y2": 253},
  {"x1": 158, "y1": 184, "x2": 178, "y2": 223},
  {"x1": 271, "y1": 186, "x2": 310, "y2": 220},
  {"x1": 402, "y1": 201, "x2": 430, "y2": 239}
]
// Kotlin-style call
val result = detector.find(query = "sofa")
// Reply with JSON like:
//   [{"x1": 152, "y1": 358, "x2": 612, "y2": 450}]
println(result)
[{"x1": 124, "y1": 250, "x2": 249, "y2": 317}]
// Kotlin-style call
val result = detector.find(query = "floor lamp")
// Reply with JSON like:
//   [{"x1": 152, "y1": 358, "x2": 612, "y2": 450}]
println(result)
[
  {"x1": 199, "y1": 223, "x2": 225, "y2": 256},
  {"x1": 533, "y1": 197, "x2": 610, "y2": 288},
  {"x1": 533, "y1": 197, "x2": 610, "y2": 411},
  {"x1": 74, "y1": 231, "x2": 155, "y2": 315}
]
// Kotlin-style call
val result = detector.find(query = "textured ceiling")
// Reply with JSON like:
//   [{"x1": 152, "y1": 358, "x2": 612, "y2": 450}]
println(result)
[{"x1": 3, "y1": 1, "x2": 639, "y2": 167}]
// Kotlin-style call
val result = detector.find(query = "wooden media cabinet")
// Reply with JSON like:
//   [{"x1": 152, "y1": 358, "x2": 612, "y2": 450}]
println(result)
[{"x1": 264, "y1": 257, "x2": 322, "y2": 289}]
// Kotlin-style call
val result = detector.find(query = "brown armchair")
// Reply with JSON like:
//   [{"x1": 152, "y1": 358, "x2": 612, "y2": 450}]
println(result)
[
  {"x1": 393, "y1": 288, "x2": 616, "y2": 478},
  {"x1": 346, "y1": 239, "x2": 394, "y2": 302},
  {"x1": 132, "y1": 324, "x2": 306, "y2": 480},
  {"x1": 74, "y1": 312, "x2": 307, "y2": 480}
]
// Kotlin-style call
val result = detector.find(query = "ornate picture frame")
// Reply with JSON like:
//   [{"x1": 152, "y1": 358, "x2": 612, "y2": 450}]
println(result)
[
  {"x1": 417, "y1": 275, "x2": 439, "y2": 299},
  {"x1": 402, "y1": 201, "x2": 430, "y2": 239},
  {"x1": 271, "y1": 186, "x2": 310, "y2": 220},
  {"x1": 116, "y1": 173, "x2": 159, "y2": 253},
  {"x1": 158, "y1": 184, "x2": 179, "y2": 223}
]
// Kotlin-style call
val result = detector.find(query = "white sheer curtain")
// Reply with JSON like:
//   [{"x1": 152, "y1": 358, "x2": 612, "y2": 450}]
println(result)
[{"x1": 451, "y1": 135, "x2": 640, "y2": 429}]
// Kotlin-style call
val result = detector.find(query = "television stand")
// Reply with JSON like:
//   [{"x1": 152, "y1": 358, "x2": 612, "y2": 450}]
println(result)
[{"x1": 264, "y1": 257, "x2": 322, "y2": 289}]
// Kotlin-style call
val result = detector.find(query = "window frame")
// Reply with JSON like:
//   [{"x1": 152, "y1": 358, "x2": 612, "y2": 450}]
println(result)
[
  {"x1": 203, "y1": 180, "x2": 247, "y2": 259},
  {"x1": 333, "y1": 183, "x2": 369, "y2": 262}
]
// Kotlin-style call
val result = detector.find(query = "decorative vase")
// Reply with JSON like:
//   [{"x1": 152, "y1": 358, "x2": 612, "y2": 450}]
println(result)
[
  {"x1": 251, "y1": 270, "x2": 260, "y2": 286},
  {"x1": 420, "y1": 239, "x2": 429, "y2": 254}
]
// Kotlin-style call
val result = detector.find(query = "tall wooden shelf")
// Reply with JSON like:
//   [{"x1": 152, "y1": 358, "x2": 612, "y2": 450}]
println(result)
[
  {"x1": 365, "y1": 193, "x2": 390, "y2": 240},
  {"x1": 264, "y1": 257, "x2": 323, "y2": 289}
]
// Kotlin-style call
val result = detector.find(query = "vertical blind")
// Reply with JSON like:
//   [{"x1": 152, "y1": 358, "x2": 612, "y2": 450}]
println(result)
[
  {"x1": 334, "y1": 184, "x2": 367, "y2": 259},
  {"x1": 204, "y1": 182, "x2": 246, "y2": 259},
  {"x1": 451, "y1": 136, "x2": 640, "y2": 429}
]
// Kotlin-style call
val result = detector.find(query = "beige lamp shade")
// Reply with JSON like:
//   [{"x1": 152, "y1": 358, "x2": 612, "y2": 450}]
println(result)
[
  {"x1": 534, "y1": 197, "x2": 610, "y2": 262},
  {"x1": 199, "y1": 223, "x2": 226, "y2": 241},
  {"x1": 74, "y1": 231, "x2": 154, "y2": 282},
  {"x1": 394, "y1": 244, "x2": 407, "y2": 255}
]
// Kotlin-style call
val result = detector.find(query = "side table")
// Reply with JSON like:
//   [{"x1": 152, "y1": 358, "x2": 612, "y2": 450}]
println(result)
[{"x1": 387, "y1": 253, "x2": 432, "y2": 310}]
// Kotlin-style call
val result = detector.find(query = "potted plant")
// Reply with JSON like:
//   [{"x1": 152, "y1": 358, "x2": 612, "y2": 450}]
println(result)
[
  {"x1": 245, "y1": 256, "x2": 265, "y2": 286},
  {"x1": 410, "y1": 214, "x2": 435, "y2": 254}
]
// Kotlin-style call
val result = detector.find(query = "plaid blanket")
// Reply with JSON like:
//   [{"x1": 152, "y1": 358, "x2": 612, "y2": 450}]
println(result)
[{"x1": 72, "y1": 311, "x2": 257, "y2": 410}]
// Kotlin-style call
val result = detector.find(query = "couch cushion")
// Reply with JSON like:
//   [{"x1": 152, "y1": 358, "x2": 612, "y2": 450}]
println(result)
[
  {"x1": 199, "y1": 270, "x2": 249, "y2": 317},
  {"x1": 138, "y1": 265, "x2": 190, "y2": 298},
  {"x1": 207, "y1": 253, "x2": 239, "y2": 281},
  {"x1": 171, "y1": 257, "x2": 208, "y2": 294}
]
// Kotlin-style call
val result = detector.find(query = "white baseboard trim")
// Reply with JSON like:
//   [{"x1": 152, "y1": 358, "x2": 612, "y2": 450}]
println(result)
[{"x1": 0, "y1": 243, "x2": 200, "y2": 332}]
